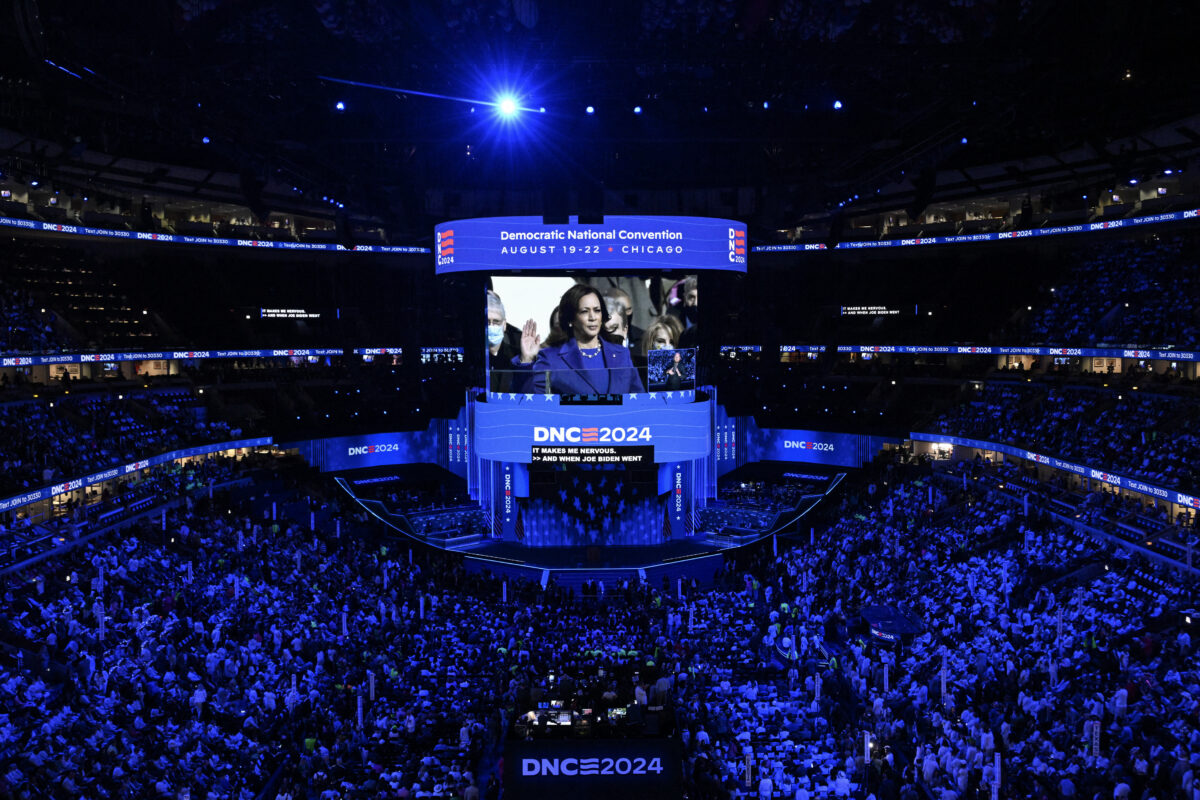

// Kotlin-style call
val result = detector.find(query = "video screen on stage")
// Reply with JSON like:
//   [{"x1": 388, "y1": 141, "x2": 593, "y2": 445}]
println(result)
[
  {"x1": 647, "y1": 347, "x2": 696, "y2": 391},
  {"x1": 485, "y1": 274, "x2": 699, "y2": 396}
]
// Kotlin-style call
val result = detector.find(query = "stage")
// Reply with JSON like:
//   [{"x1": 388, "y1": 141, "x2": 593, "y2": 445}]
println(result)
[{"x1": 334, "y1": 464, "x2": 845, "y2": 581}]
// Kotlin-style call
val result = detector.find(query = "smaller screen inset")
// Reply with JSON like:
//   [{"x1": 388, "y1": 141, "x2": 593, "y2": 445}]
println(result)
[{"x1": 647, "y1": 348, "x2": 696, "y2": 391}]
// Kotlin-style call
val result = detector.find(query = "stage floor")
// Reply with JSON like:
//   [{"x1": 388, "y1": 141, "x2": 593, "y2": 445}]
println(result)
[
  {"x1": 334, "y1": 465, "x2": 846, "y2": 573},
  {"x1": 448, "y1": 537, "x2": 726, "y2": 569}
]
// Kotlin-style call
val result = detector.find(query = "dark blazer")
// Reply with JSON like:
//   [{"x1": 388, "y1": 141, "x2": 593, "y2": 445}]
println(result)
[{"x1": 514, "y1": 339, "x2": 645, "y2": 395}]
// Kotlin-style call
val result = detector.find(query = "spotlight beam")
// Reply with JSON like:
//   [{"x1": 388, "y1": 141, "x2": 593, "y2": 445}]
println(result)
[{"x1": 317, "y1": 75, "x2": 540, "y2": 113}]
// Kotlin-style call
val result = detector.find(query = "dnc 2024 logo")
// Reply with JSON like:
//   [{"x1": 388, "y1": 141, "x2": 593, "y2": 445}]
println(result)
[
  {"x1": 348, "y1": 443, "x2": 403, "y2": 456},
  {"x1": 436, "y1": 229, "x2": 454, "y2": 266},
  {"x1": 728, "y1": 228, "x2": 746, "y2": 264},
  {"x1": 522, "y1": 756, "x2": 664, "y2": 777},
  {"x1": 533, "y1": 426, "x2": 651, "y2": 444}
]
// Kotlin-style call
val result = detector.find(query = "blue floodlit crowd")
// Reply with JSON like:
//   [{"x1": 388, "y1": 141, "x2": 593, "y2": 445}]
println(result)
[{"x1": 1, "y1": 456, "x2": 1198, "y2": 799}]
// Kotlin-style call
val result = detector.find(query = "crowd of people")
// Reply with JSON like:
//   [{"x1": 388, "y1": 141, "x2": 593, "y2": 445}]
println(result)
[
  {"x1": 928, "y1": 381, "x2": 1200, "y2": 493},
  {"x1": 718, "y1": 479, "x2": 819, "y2": 512},
  {"x1": 0, "y1": 477, "x2": 514, "y2": 799},
  {"x1": 408, "y1": 507, "x2": 490, "y2": 539},
  {"x1": 0, "y1": 447, "x2": 1198, "y2": 799},
  {"x1": 1026, "y1": 236, "x2": 1200, "y2": 347},
  {"x1": 677, "y1": 471, "x2": 1199, "y2": 800},
  {"x1": 0, "y1": 389, "x2": 246, "y2": 498},
  {"x1": 0, "y1": 277, "x2": 61, "y2": 354}
]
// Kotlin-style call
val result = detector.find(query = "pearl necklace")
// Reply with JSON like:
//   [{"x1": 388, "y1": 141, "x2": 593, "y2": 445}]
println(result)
[{"x1": 578, "y1": 344, "x2": 602, "y2": 359}]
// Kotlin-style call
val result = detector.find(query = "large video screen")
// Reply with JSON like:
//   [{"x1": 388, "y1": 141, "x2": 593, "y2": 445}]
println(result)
[{"x1": 485, "y1": 275, "x2": 699, "y2": 395}]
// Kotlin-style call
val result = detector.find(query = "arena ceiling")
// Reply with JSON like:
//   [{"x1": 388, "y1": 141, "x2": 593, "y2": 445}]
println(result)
[{"x1": 0, "y1": 0, "x2": 1196, "y2": 236}]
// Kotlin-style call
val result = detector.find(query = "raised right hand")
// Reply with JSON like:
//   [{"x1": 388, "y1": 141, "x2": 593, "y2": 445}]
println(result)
[{"x1": 519, "y1": 318, "x2": 541, "y2": 363}]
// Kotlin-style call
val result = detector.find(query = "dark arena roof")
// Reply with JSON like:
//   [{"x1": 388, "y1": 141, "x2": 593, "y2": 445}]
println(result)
[
  {"x1": 1, "y1": 3, "x2": 1199, "y2": 799},
  {"x1": 1, "y1": 0, "x2": 1199, "y2": 241}
]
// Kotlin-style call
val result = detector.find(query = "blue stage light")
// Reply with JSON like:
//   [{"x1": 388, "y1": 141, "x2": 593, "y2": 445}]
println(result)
[
  {"x1": 633, "y1": 105, "x2": 642, "y2": 115},
  {"x1": 335, "y1": 101, "x2": 345, "y2": 111},
  {"x1": 201, "y1": 136, "x2": 210, "y2": 144},
  {"x1": 833, "y1": 100, "x2": 843, "y2": 110},
  {"x1": 763, "y1": 101, "x2": 769, "y2": 109},
  {"x1": 960, "y1": 137, "x2": 968, "y2": 144},
  {"x1": 498, "y1": 96, "x2": 518, "y2": 117},
  {"x1": 586, "y1": 106, "x2": 594, "y2": 115}
]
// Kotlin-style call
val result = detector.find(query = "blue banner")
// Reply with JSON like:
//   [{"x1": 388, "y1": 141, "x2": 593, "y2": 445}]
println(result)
[
  {"x1": 659, "y1": 461, "x2": 692, "y2": 537},
  {"x1": 434, "y1": 215, "x2": 747, "y2": 273},
  {"x1": 0, "y1": 215, "x2": 428, "y2": 253},
  {"x1": 474, "y1": 393, "x2": 711, "y2": 464},
  {"x1": 754, "y1": 207, "x2": 1200, "y2": 253},
  {"x1": 420, "y1": 346, "x2": 465, "y2": 362},
  {"x1": 909, "y1": 431, "x2": 1199, "y2": 509},
  {"x1": 6, "y1": 343, "x2": 1191, "y2": 368},
  {"x1": 353, "y1": 348, "x2": 403, "y2": 357},
  {"x1": 291, "y1": 431, "x2": 441, "y2": 472},
  {"x1": 836, "y1": 345, "x2": 1198, "y2": 360},
  {"x1": 503, "y1": 739, "x2": 682, "y2": 800},
  {"x1": 742, "y1": 426, "x2": 878, "y2": 468},
  {"x1": 444, "y1": 410, "x2": 471, "y2": 477},
  {"x1": 0, "y1": 436, "x2": 273, "y2": 512},
  {"x1": 1, "y1": 348, "x2": 345, "y2": 366}
]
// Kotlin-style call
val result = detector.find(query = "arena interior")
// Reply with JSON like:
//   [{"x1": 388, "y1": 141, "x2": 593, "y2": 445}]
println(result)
[{"x1": 0, "y1": 2, "x2": 1199, "y2": 799}]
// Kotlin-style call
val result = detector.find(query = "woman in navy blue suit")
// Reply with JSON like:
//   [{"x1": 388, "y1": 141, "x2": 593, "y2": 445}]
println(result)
[{"x1": 514, "y1": 284, "x2": 646, "y2": 395}]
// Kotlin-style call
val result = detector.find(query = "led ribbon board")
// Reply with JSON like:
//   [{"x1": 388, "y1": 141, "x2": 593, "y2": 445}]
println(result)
[
  {"x1": 434, "y1": 215, "x2": 747, "y2": 273},
  {"x1": 754, "y1": 207, "x2": 1200, "y2": 252},
  {"x1": 909, "y1": 432, "x2": 1200, "y2": 509},
  {"x1": 836, "y1": 345, "x2": 1198, "y2": 360},
  {"x1": 0, "y1": 215, "x2": 428, "y2": 253},
  {"x1": 0, "y1": 437, "x2": 273, "y2": 512}
]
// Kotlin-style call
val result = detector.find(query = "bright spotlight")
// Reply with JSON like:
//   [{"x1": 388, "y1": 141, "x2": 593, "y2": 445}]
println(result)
[
  {"x1": 586, "y1": 106, "x2": 595, "y2": 115},
  {"x1": 335, "y1": 101, "x2": 345, "y2": 111},
  {"x1": 833, "y1": 100, "x2": 843, "y2": 110},
  {"x1": 763, "y1": 101, "x2": 769, "y2": 109},
  {"x1": 498, "y1": 96, "x2": 518, "y2": 117},
  {"x1": 633, "y1": 105, "x2": 642, "y2": 115}
]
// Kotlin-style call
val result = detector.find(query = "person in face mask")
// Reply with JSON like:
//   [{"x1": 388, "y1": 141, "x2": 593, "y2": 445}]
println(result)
[{"x1": 486, "y1": 291, "x2": 526, "y2": 393}]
